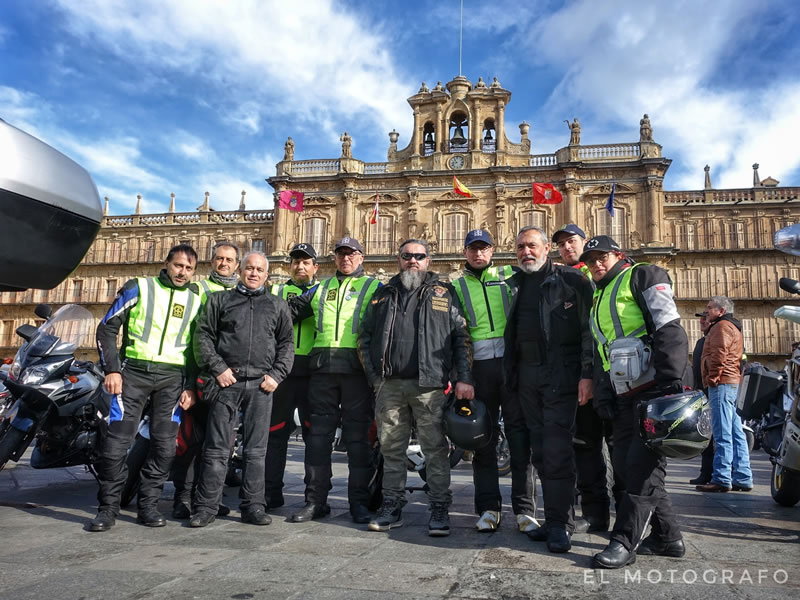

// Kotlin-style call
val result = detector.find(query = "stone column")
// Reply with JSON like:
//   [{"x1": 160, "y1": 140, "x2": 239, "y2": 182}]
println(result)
[
  {"x1": 646, "y1": 179, "x2": 664, "y2": 244},
  {"x1": 343, "y1": 190, "x2": 356, "y2": 238},
  {"x1": 272, "y1": 191, "x2": 286, "y2": 254},
  {"x1": 411, "y1": 106, "x2": 421, "y2": 156},
  {"x1": 564, "y1": 183, "x2": 579, "y2": 225},
  {"x1": 497, "y1": 102, "x2": 506, "y2": 154}
]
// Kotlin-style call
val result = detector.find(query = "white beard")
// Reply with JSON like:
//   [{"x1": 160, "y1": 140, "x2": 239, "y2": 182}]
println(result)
[
  {"x1": 519, "y1": 255, "x2": 547, "y2": 273},
  {"x1": 399, "y1": 269, "x2": 426, "y2": 290}
]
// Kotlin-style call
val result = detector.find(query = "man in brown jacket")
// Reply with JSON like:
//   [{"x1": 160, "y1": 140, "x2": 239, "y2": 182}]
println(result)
[{"x1": 697, "y1": 296, "x2": 753, "y2": 493}]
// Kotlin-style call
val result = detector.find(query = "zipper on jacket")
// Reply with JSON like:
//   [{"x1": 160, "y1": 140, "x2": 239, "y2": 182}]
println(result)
[
  {"x1": 245, "y1": 295, "x2": 254, "y2": 374},
  {"x1": 480, "y1": 274, "x2": 496, "y2": 331},
  {"x1": 158, "y1": 288, "x2": 175, "y2": 356},
  {"x1": 334, "y1": 277, "x2": 351, "y2": 342},
  {"x1": 593, "y1": 284, "x2": 610, "y2": 363}
]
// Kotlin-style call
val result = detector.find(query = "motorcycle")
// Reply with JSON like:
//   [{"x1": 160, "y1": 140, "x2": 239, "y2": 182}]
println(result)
[{"x1": 0, "y1": 304, "x2": 110, "y2": 473}]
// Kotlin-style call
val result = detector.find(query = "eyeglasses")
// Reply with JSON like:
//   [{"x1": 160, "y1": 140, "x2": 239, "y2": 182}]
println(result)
[
  {"x1": 466, "y1": 245, "x2": 492, "y2": 254},
  {"x1": 335, "y1": 250, "x2": 360, "y2": 258},
  {"x1": 584, "y1": 252, "x2": 611, "y2": 266},
  {"x1": 400, "y1": 252, "x2": 428, "y2": 261}
]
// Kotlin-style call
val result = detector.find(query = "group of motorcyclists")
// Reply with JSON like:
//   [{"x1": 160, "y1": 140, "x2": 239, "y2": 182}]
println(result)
[{"x1": 71, "y1": 223, "x2": 699, "y2": 569}]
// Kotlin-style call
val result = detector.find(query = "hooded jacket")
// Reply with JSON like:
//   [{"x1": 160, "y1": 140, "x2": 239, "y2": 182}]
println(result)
[
  {"x1": 701, "y1": 313, "x2": 743, "y2": 387},
  {"x1": 358, "y1": 271, "x2": 473, "y2": 389}
]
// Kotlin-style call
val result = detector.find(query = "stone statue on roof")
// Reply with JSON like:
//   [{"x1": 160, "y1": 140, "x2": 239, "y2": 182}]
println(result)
[
  {"x1": 283, "y1": 137, "x2": 294, "y2": 161},
  {"x1": 340, "y1": 131, "x2": 352, "y2": 158}
]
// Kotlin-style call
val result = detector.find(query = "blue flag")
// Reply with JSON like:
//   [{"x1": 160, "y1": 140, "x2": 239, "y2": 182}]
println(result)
[{"x1": 605, "y1": 182, "x2": 616, "y2": 217}]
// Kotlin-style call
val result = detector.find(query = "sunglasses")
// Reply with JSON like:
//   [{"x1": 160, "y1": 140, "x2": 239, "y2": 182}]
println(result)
[{"x1": 400, "y1": 252, "x2": 428, "y2": 261}]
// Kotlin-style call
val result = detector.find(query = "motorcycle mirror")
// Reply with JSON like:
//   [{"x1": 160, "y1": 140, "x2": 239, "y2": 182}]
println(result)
[
  {"x1": 779, "y1": 278, "x2": 800, "y2": 295},
  {"x1": 34, "y1": 304, "x2": 53, "y2": 320},
  {"x1": 774, "y1": 224, "x2": 800, "y2": 256}
]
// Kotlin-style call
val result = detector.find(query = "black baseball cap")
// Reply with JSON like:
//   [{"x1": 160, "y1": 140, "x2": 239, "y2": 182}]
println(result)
[
  {"x1": 579, "y1": 235, "x2": 621, "y2": 263},
  {"x1": 694, "y1": 312, "x2": 708, "y2": 317},
  {"x1": 334, "y1": 236, "x2": 364, "y2": 253},
  {"x1": 289, "y1": 243, "x2": 317, "y2": 260},
  {"x1": 551, "y1": 223, "x2": 586, "y2": 243}
]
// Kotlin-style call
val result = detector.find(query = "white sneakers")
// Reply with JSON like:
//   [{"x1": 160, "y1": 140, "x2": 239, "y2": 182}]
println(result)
[
  {"x1": 476, "y1": 511, "x2": 540, "y2": 532},
  {"x1": 476, "y1": 510, "x2": 501, "y2": 531},
  {"x1": 516, "y1": 514, "x2": 540, "y2": 533}
]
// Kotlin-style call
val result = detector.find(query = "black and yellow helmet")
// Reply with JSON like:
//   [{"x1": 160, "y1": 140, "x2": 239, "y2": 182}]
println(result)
[
  {"x1": 639, "y1": 390, "x2": 712, "y2": 459},
  {"x1": 443, "y1": 395, "x2": 492, "y2": 451}
]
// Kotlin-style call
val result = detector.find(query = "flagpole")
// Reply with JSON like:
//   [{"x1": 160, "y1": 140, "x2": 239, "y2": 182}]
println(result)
[{"x1": 459, "y1": 0, "x2": 463, "y2": 76}]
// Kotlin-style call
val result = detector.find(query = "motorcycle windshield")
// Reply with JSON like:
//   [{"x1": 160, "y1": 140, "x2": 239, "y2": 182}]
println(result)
[{"x1": 19, "y1": 304, "x2": 95, "y2": 359}]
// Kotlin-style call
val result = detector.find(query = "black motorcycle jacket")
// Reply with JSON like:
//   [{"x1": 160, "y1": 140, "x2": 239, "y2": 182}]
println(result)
[
  {"x1": 591, "y1": 259, "x2": 690, "y2": 419},
  {"x1": 358, "y1": 271, "x2": 473, "y2": 389},
  {"x1": 193, "y1": 282, "x2": 295, "y2": 384},
  {"x1": 503, "y1": 258, "x2": 594, "y2": 393}
]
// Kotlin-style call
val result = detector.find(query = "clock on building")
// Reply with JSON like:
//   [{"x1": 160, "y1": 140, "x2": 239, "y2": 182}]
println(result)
[{"x1": 448, "y1": 155, "x2": 466, "y2": 170}]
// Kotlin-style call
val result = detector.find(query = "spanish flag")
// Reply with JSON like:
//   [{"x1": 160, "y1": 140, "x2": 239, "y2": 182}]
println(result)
[
  {"x1": 453, "y1": 176, "x2": 473, "y2": 198},
  {"x1": 369, "y1": 192, "x2": 379, "y2": 224}
]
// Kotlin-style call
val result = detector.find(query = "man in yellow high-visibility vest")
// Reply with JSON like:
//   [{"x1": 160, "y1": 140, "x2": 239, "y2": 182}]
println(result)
[{"x1": 89, "y1": 244, "x2": 201, "y2": 532}]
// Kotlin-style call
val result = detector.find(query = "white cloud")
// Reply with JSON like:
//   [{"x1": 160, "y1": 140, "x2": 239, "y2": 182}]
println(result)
[
  {"x1": 169, "y1": 130, "x2": 217, "y2": 162},
  {"x1": 191, "y1": 174, "x2": 275, "y2": 212},
  {"x1": 52, "y1": 0, "x2": 413, "y2": 138},
  {"x1": 507, "y1": 0, "x2": 800, "y2": 188}
]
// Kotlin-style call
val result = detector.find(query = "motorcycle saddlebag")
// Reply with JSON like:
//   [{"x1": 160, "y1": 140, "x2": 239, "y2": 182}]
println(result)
[{"x1": 736, "y1": 363, "x2": 784, "y2": 419}]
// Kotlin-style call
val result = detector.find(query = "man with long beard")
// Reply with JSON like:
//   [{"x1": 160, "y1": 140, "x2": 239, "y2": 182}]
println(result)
[
  {"x1": 359, "y1": 239, "x2": 474, "y2": 537},
  {"x1": 503, "y1": 226, "x2": 594, "y2": 553}
]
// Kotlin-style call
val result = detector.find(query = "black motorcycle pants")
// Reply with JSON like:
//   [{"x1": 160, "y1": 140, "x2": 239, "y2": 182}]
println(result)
[
  {"x1": 304, "y1": 372, "x2": 374, "y2": 509},
  {"x1": 471, "y1": 357, "x2": 536, "y2": 516},
  {"x1": 574, "y1": 403, "x2": 624, "y2": 522},
  {"x1": 194, "y1": 379, "x2": 273, "y2": 515},
  {"x1": 517, "y1": 360, "x2": 578, "y2": 532},
  {"x1": 609, "y1": 392, "x2": 681, "y2": 550},
  {"x1": 96, "y1": 362, "x2": 183, "y2": 514},
  {"x1": 264, "y1": 374, "x2": 310, "y2": 504}
]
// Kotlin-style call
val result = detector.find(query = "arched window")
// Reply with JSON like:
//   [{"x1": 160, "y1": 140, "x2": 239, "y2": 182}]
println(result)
[
  {"x1": 442, "y1": 213, "x2": 469, "y2": 252},
  {"x1": 369, "y1": 215, "x2": 394, "y2": 255},
  {"x1": 481, "y1": 118, "x2": 496, "y2": 153},
  {"x1": 422, "y1": 122, "x2": 436, "y2": 156},
  {"x1": 303, "y1": 218, "x2": 327, "y2": 252},
  {"x1": 448, "y1": 111, "x2": 469, "y2": 153}
]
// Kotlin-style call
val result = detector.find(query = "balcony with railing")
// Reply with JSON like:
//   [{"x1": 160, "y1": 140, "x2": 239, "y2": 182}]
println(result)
[
  {"x1": 665, "y1": 186, "x2": 800, "y2": 205},
  {"x1": 673, "y1": 278, "x2": 800, "y2": 301},
  {"x1": 102, "y1": 209, "x2": 274, "y2": 228},
  {"x1": 662, "y1": 231, "x2": 778, "y2": 251}
]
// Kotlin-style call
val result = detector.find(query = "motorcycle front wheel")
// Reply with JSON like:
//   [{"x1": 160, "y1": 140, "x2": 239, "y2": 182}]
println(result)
[
  {"x1": 0, "y1": 426, "x2": 27, "y2": 471},
  {"x1": 771, "y1": 462, "x2": 800, "y2": 507},
  {"x1": 496, "y1": 431, "x2": 511, "y2": 477}
]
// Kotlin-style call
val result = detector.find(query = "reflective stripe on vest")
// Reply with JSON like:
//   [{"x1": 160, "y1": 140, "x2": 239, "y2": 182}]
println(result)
[
  {"x1": 126, "y1": 277, "x2": 200, "y2": 365},
  {"x1": 590, "y1": 264, "x2": 648, "y2": 371},
  {"x1": 271, "y1": 281, "x2": 315, "y2": 356},
  {"x1": 454, "y1": 265, "x2": 513, "y2": 341},
  {"x1": 198, "y1": 278, "x2": 227, "y2": 304},
  {"x1": 312, "y1": 276, "x2": 379, "y2": 349}
]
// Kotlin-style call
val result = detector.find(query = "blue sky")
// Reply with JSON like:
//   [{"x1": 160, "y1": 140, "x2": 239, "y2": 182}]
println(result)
[{"x1": 2, "y1": 0, "x2": 799, "y2": 215}]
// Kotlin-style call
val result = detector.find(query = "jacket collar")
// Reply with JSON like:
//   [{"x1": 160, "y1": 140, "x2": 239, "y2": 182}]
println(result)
[{"x1": 594, "y1": 259, "x2": 632, "y2": 290}]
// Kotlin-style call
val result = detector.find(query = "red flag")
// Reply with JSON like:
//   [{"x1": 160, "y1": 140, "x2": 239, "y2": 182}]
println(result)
[
  {"x1": 369, "y1": 192, "x2": 379, "y2": 224},
  {"x1": 532, "y1": 183, "x2": 563, "y2": 205},
  {"x1": 453, "y1": 175, "x2": 473, "y2": 198},
  {"x1": 278, "y1": 190, "x2": 304, "y2": 212}
]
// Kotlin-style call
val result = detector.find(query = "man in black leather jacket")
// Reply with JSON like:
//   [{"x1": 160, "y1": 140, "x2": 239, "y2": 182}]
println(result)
[
  {"x1": 359, "y1": 239, "x2": 473, "y2": 537},
  {"x1": 503, "y1": 226, "x2": 594, "y2": 554},
  {"x1": 189, "y1": 251, "x2": 294, "y2": 527}
]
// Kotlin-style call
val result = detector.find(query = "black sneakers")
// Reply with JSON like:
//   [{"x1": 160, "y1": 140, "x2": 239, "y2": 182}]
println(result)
[
  {"x1": 368, "y1": 500, "x2": 403, "y2": 531},
  {"x1": 428, "y1": 502, "x2": 450, "y2": 537}
]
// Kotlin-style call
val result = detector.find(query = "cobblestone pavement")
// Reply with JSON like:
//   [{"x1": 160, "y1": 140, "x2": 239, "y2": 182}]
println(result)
[{"x1": 0, "y1": 442, "x2": 797, "y2": 599}]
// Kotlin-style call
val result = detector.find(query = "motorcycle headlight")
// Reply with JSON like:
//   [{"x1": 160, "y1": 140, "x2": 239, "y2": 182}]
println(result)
[
  {"x1": 21, "y1": 366, "x2": 50, "y2": 386},
  {"x1": 9, "y1": 359, "x2": 21, "y2": 380}
]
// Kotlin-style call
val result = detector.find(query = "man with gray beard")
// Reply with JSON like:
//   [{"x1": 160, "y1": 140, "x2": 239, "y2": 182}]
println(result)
[
  {"x1": 359, "y1": 239, "x2": 474, "y2": 537},
  {"x1": 503, "y1": 226, "x2": 594, "y2": 554}
]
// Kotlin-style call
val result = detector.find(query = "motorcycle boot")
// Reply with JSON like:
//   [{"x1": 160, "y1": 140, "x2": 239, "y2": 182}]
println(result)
[
  {"x1": 592, "y1": 540, "x2": 637, "y2": 569},
  {"x1": 87, "y1": 510, "x2": 116, "y2": 532},
  {"x1": 137, "y1": 507, "x2": 167, "y2": 527},
  {"x1": 172, "y1": 502, "x2": 191, "y2": 520},
  {"x1": 476, "y1": 510, "x2": 500, "y2": 532},
  {"x1": 637, "y1": 534, "x2": 686, "y2": 557},
  {"x1": 189, "y1": 511, "x2": 216, "y2": 528},
  {"x1": 546, "y1": 527, "x2": 571, "y2": 553},
  {"x1": 241, "y1": 508, "x2": 272, "y2": 526},
  {"x1": 368, "y1": 499, "x2": 403, "y2": 531},
  {"x1": 290, "y1": 502, "x2": 331, "y2": 523},
  {"x1": 428, "y1": 502, "x2": 450, "y2": 537}
]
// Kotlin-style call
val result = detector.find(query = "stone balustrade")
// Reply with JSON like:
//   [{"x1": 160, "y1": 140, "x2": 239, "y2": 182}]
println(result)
[
  {"x1": 665, "y1": 187, "x2": 800, "y2": 204},
  {"x1": 530, "y1": 154, "x2": 557, "y2": 167},
  {"x1": 287, "y1": 159, "x2": 341, "y2": 175},
  {"x1": 577, "y1": 143, "x2": 640, "y2": 161},
  {"x1": 102, "y1": 210, "x2": 274, "y2": 228}
]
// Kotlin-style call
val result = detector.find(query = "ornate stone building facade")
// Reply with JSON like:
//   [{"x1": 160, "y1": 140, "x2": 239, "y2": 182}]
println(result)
[{"x1": 1, "y1": 75, "x2": 798, "y2": 368}]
